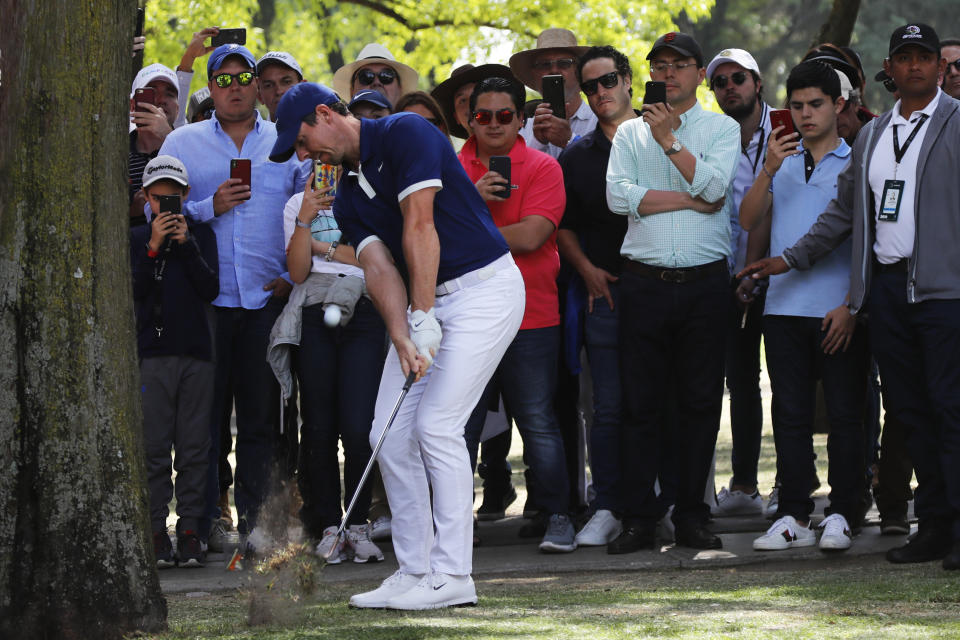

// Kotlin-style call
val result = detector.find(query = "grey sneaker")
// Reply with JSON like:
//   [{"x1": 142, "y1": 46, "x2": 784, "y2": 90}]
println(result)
[
  {"x1": 539, "y1": 513, "x2": 577, "y2": 553},
  {"x1": 764, "y1": 487, "x2": 780, "y2": 520},
  {"x1": 208, "y1": 518, "x2": 230, "y2": 553}
]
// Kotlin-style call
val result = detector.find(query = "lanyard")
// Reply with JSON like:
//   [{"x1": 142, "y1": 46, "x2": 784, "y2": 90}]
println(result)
[
  {"x1": 892, "y1": 114, "x2": 928, "y2": 165},
  {"x1": 744, "y1": 104, "x2": 767, "y2": 176}
]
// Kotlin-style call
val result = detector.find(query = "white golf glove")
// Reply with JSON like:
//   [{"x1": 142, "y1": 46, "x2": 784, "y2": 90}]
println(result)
[{"x1": 409, "y1": 307, "x2": 442, "y2": 367}]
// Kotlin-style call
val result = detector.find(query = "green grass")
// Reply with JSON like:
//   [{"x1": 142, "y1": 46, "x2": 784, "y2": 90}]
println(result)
[{"x1": 155, "y1": 561, "x2": 960, "y2": 639}]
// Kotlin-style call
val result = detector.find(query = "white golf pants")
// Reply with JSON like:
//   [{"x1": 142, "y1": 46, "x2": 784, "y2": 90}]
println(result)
[{"x1": 371, "y1": 258, "x2": 525, "y2": 576}]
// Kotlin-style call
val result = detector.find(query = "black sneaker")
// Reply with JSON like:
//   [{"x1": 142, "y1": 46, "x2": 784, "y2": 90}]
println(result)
[
  {"x1": 477, "y1": 485, "x2": 517, "y2": 522},
  {"x1": 154, "y1": 531, "x2": 175, "y2": 569},
  {"x1": 176, "y1": 529, "x2": 208, "y2": 568}
]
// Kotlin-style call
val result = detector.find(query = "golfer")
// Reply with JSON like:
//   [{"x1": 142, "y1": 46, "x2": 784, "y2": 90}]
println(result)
[{"x1": 270, "y1": 83, "x2": 525, "y2": 610}]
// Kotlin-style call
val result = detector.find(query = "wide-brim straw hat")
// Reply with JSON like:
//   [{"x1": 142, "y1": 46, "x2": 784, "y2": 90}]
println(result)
[
  {"x1": 332, "y1": 43, "x2": 420, "y2": 101},
  {"x1": 431, "y1": 63, "x2": 517, "y2": 138},
  {"x1": 509, "y1": 28, "x2": 589, "y2": 90}
]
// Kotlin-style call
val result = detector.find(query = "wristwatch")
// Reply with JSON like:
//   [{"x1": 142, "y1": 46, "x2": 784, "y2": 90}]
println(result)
[{"x1": 664, "y1": 138, "x2": 682, "y2": 156}]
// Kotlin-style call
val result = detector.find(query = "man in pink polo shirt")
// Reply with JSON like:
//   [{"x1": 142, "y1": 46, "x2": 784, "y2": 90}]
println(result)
[{"x1": 457, "y1": 76, "x2": 575, "y2": 553}]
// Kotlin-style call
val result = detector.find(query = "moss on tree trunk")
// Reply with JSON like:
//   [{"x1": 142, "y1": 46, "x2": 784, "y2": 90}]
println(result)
[{"x1": 0, "y1": 0, "x2": 168, "y2": 637}]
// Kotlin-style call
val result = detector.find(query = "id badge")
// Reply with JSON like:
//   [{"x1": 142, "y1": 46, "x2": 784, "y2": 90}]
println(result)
[{"x1": 878, "y1": 179, "x2": 904, "y2": 222}]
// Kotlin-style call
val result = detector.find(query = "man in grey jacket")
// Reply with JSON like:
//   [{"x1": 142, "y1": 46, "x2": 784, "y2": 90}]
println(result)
[{"x1": 741, "y1": 23, "x2": 960, "y2": 570}]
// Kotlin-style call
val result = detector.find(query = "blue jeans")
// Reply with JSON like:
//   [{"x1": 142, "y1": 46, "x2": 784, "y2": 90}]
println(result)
[
  {"x1": 205, "y1": 299, "x2": 284, "y2": 536},
  {"x1": 763, "y1": 314, "x2": 868, "y2": 523},
  {"x1": 464, "y1": 326, "x2": 569, "y2": 515},
  {"x1": 583, "y1": 285, "x2": 621, "y2": 512},
  {"x1": 868, "y1": 272, "x2": 960, "y2": 539},
  {"x1": 294, "y1": 298, "x2": 386, "y2": 538}
]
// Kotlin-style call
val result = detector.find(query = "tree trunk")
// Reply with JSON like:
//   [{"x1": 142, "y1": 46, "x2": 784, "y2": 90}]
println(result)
[
  {"x1": 0, "y1": 1, "x2": 168, "y2": 638},
  {"x1": 814, "y1": 0, "x2": 861, "y2": 46}
]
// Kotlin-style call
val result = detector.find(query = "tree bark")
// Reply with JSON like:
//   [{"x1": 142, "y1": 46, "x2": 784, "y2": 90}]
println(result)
[
  {"x1": 814, "y1": 0, "x2": 861, "y2": 46},
  {"x1": 0, "y1": 1, "x2": 168, "y2": 638}
]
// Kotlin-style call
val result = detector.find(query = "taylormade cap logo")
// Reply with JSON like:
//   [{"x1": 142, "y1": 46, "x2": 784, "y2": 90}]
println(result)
[{"x1": 146, "y1": 164, "x2": 184, "y2": 175}]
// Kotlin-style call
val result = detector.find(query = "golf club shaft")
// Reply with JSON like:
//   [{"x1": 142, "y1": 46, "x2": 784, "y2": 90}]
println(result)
[{"x1": 328, "y1": 370, "x2": 417, "y2": 552}]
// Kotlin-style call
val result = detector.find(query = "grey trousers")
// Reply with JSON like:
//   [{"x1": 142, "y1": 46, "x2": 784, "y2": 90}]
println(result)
[{"x1": 141, "y1": 355, "x2": 214, "y2": 534}]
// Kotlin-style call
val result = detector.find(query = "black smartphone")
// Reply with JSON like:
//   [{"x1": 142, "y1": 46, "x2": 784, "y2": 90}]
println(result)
[
  {"x1": 643, "y1": 81, "x2": 666, "y2": 106},
  {"x1": 133, "y1": 7, "x2": 145, "y2": 73},
  {"x1": 157, "y1": 194, "x2": 181, "y2": 216},
  {"x1": 211, "y1": 28, "x2": 246, "y2": 47},
  {"x1": 488, "y1": 156, "x2": 511, "y2": 199},
  {"x1": 541, "y1": 75, "x2": 566, "y2": 119}
]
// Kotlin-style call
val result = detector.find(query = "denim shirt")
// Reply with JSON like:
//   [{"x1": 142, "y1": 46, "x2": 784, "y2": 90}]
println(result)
[{"x1": 159, "y1": 111, "x2": 310, "y2": 309}]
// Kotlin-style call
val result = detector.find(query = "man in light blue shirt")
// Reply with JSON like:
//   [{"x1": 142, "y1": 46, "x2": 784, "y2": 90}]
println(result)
[
  {"x1": 159, "y1": 44, "x2": 310, "y2": 548},
  {"x1": 605, "y1": 32, "x2": 739, "y2": 554},
  {"x1": 739, "y1": 61, "x2": 867, "y2": 554}
]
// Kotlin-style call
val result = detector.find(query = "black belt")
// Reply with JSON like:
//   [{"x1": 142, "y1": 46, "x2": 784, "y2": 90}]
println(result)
[
  {"x1": 621, "y1": 258, "x2": 728, "y2": 284},
  {"x1": 873, "y1": 258, "x2": 908, "y2": 274}
]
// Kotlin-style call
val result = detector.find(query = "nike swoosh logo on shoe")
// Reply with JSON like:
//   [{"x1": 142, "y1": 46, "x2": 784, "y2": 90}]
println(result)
[{"x1": 433, "y1": 584, "x2": 446, "y2": 591}]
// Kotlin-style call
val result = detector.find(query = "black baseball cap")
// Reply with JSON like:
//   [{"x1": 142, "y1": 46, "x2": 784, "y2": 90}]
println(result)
[
  {"x1": 647, "y1": 32, "x2": 704, "y2": 67},
  {"x1": 889, "y1": 24, "x2": 940, "y2": 56}
]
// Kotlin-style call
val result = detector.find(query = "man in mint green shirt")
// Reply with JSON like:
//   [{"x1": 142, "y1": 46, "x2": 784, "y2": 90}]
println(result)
[{"x1": 605, "y1": 31, "x2": 739, "y2": 554}]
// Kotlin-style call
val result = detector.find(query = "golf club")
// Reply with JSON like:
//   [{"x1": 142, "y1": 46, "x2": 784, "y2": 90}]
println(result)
[{"x1": 320, "y1": 369, "x2": 418, "y2": 560}]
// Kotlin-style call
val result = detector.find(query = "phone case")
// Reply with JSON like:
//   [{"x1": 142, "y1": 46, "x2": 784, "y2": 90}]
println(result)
[
  {"x1": 157, "y1": 195, "x2": 181, "y2": 216},
  {"x1": 769, "y1": 110, "x2": 795, "y2": 139},
  {"x1": 541, "y1": 75, "x2": 566, "y2": 119},
  {"x1": 230, "y1": 159, "x2": 251, "y2": 186},
  {"x1": 212, "y1": 29, "x2": 246, "y2": 47},
  {"x1": 488, "y1": 156, "x2": 511, "y2": 199},
  {"x1": 315, "y1": 163, "x2": 341, "y2": 197},
  {"x1": 643, "y1": 81, "x2": 666, "y2": 105}
]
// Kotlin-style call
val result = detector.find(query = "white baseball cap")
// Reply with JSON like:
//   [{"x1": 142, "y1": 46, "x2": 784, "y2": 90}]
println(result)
[
  {"x1": 142, "y1": 155, "x2": 189, "y2": 188},
  {"x1": 131, "y1": 63, "x2": 179, "y2": 98},
  {"x1": 706, "y1": 48, "x2": 760, "y2": 80},
  {"x1": 256, "y1": 51, "x2": 304, "y2": 79},
  {"x1": 835, "y1": 69, "x2": 854, "y2": 101}
]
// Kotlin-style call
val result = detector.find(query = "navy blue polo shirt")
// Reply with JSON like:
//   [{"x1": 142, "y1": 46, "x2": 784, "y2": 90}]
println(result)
[
  {"x1": 558, "y1": 120, "x2": 635, "y2": 276},
  {"x1": 333, "y1": 112, "x2": 508, "y2": 283}
]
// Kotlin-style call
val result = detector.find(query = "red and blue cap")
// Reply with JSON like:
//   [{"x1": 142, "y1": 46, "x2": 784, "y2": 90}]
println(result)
[{"x1": 270, "y1": 82, "x2": 342, "y2": 162}]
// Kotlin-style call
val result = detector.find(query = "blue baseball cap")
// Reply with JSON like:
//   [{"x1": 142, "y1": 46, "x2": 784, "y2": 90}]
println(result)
[
  {"x1": 270, "y1": 82, "x2": 342, "y2": 162},
  {"x1": 207, "y1": 44, "x2": 257, "y2": 79},
  {"x1": 348, "y1": 89, "x2": 393, "y2": 112}
]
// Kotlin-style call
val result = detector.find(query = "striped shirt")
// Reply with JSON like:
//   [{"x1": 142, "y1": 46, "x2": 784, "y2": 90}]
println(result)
[{"x1": 606, "y1": 102, "x2": 740, "y2": 268}]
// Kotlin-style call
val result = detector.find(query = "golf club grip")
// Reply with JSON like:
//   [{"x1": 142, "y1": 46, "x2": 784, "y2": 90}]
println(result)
[{"x1": 329, "y1": 370, "x2": 418, "y2": 550}]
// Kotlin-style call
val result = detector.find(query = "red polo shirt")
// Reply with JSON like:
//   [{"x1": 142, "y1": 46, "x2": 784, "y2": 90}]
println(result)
[{"x1": 459, "y1": 135, "x2": 565, "y2": 330}]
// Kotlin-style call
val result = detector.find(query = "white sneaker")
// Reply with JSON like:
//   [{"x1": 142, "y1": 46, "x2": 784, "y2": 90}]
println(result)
[
  {"x1": 753, "y1": 515, "x2": 816, "y2": 551},
  {"x1": 819, "y1": 513, "x2": 853, "y2": 551},
  {"x1": 370, "y1": 515, "x2": 392, "y2": 541},
  {"x1": 315, "y1": 526, "x2": 348, "y2": 564},
  {"x1": 764, "y1": 487, "x2": 780, "y2": 519},
  {"x1": 346, "y1": 523, "x2": 384, "y2": 563},
  {"x1": 575, "y1": 509, "x2": 622, "y2": 546},
  {"x1": 712, "y1": 487, "x2": 763, "y2": 517},
  {"x1": 349, "y1": 570, "x2": 423, "y2": 608},
  {"x1": 385, "y1": 572, "x2": 478, "y2": 610}
]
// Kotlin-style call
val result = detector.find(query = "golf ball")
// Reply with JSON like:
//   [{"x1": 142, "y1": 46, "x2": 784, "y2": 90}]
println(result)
[{"x1": 324, "y1": 305, "x2": 341, "y2": 328}]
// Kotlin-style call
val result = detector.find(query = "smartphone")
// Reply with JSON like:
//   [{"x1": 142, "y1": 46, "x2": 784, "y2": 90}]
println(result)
[
  {"x1": 541, "y1": 75, "x2": 566, "y2": 119},
  {"x1": 133, "y1": 7, "x2": 145, "y2": 73},
  {"x1": 488, "y1": 156, "x2": 511, "y2": 199},
  {"x1": 134, "y1": 87, "x2": 157, "y2": 107},
  {"x1": 314, "y1": 161, "x2": 341, "y2": 197},
  {"x1": 769, "y1": 109, "x2": 796, "y2": 139},
  {"x1": 230, "y1": 158, "x2": 251, "y2": 199},
  {"x1": 643, "y1": 81, "x2": 666, "y2": 107},
  {"x1": 211, "y1": 28, "x2": 246, "y2": 47},
  {"x1": 157, "y1": 194, "x2": 181, "y2": 216}
]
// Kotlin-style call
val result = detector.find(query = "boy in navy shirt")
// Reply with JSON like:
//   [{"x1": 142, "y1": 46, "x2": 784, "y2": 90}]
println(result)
[{"x1": 131, "y1": 156, "x2": 219, "y2": 567}]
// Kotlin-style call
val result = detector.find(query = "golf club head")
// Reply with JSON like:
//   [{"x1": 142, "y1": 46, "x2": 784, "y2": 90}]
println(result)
[{"x1": 319, "y1": 530, "x2": 346, "y2": 562}]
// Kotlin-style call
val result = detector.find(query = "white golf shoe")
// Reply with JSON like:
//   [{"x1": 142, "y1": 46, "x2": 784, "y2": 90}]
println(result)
[
  {"x1": 575, "y1": 509, "x2": 622, "y2": 546},
  {"x1": 349, "y1": 570, "x2": 423, "y2": 609},
  {"x1": 346, "y1": 523, "x2": 384, "y2": 563},
  {"x1": 385, "y1": 572, "x2": 478, "y2": 610}
]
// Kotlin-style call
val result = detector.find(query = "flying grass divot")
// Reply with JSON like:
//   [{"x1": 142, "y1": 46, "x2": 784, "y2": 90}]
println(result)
[{"x1": 246, "y1": 541, "x2": 326, "y2": 627}]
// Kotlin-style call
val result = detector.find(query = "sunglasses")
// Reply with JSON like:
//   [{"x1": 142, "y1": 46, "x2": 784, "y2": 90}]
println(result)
[
  {"x1": 213, "y1": 72, "x2": 255, "y2": 88},
  {"x1": 712, "y1": 71, "x2": 749, "y2": 90},
  {"x1": 949, "y1": 60, "x2": 960, "y2": 72},
  {"x1": 355, "y1": 68, "x2": 397, "y2": 86},
  {"x1": 580, "y1": 71, "x2": 620, "y2": 96},
  {"x1": 533, "y1": 58, "x2": 576, "y2": 71},
  {"x1": 472, "y1": 108, "x2": 517, "y2": 125}
]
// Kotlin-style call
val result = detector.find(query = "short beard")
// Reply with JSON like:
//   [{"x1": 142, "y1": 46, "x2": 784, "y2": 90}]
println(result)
[{"x1": 722, "y1": 93, "x2": 759, "y2": 122}]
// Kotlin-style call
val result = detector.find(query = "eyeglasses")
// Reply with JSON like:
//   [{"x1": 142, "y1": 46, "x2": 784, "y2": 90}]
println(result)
[
  {"x1": 949, "y1": 60, "x2": 960, "y2": 73},
  {"x1": 213, "y1": 72, "x2": 255, "y2": 88},
  {"x1": 712, "y1": 71, "x2": 749, "y2": 90},
  {"x1": 472, "y1": 108, "x2": 517, "y2": 125},
  {"x1": 650, "y1": 61, "x2": 698, "y2": 73},
  {"x1": 580, "y1": 71, "x2": 620, "y2": 96},
  {"x1": 355, "y1": 68, "x2": 397, "y2": 86},
  {"x1": 533, "y1": 58, "x2": 577, "y2": 72}
]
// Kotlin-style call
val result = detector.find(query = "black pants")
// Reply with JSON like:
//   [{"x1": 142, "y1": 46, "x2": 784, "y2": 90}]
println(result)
[
  {"x1": 868, "y1": 272, "x2": 960, "y2": 539},
  {"x1": 763, "y1": 315, "x2": 869, "y2": 523},
  {"x1": 618, "y1": 266, "x2": 729, "y2": 528}
]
